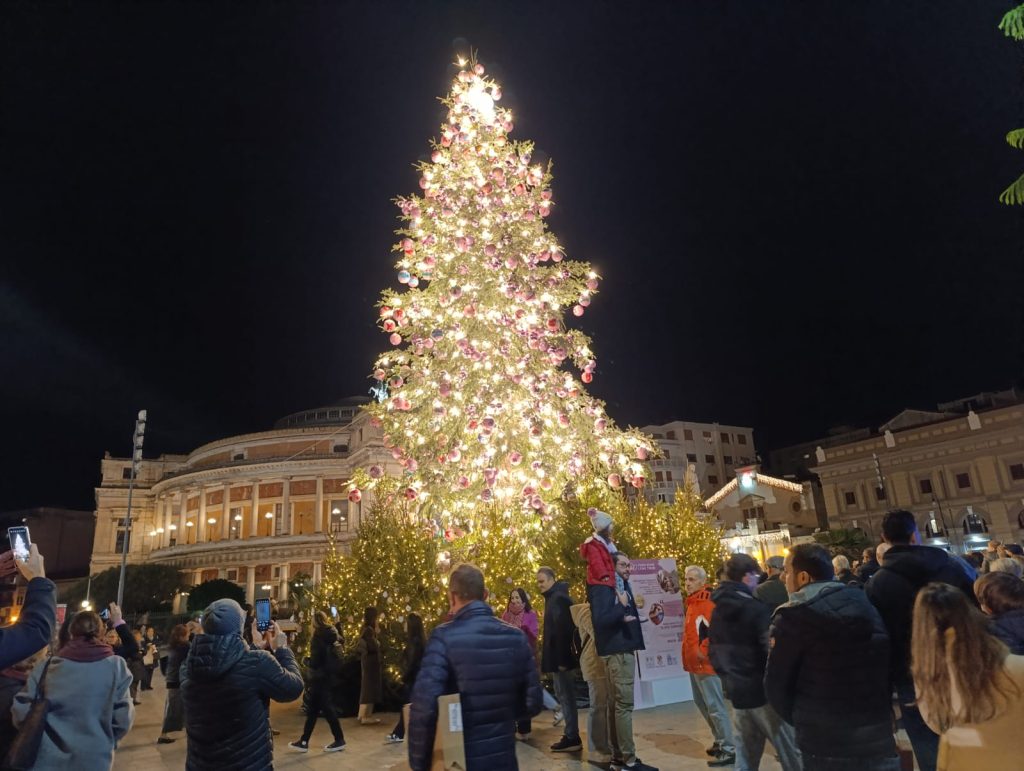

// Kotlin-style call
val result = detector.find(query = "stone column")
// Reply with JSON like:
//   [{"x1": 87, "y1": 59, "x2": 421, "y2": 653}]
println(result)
[
  {"x1": 282, "y1": 479, "x2": 291, "y2": 536},
  {"x1": 312, "y1": 561, "x2": 322, "y2": 584},
  {"x1": 250, "y1": 482, "x2": 260, "y2": 539},
  {"x1": 222, "y1": 483, "x2": 232, "y2": 540},
  {"x1": 178, "y1": 491, "x2": 187, "y2": 544},
  {"x1": 246, "y1": 565, "x2": 256, "y2": 605},
  {"x1": 279, "y1": 563, "x2": 290, "y2": 602},
  {"x1": 163, "y1": 496, "x2": 173, "y2": 547},
  {"x1": 197, "y1": 488, "x2": 207, "y2": 542},
  {"x1": 315, "y1": 476, "x2": 324, "y2": 533}
]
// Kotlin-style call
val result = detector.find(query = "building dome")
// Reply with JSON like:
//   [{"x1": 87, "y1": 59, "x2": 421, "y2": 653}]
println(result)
[{"x1": 273, "y1": 396, "x2": 372, "y2": 429}]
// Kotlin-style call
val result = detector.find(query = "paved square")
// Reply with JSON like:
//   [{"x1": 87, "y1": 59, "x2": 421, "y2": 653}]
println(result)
[{"x1": 112, "y1": 669, "x2": 785, "y2": 770}]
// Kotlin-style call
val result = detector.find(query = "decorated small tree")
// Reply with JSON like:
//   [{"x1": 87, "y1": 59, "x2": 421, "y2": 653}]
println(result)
[{"x1": 349, "y1": 53, "x2": 654, "y2": 579}]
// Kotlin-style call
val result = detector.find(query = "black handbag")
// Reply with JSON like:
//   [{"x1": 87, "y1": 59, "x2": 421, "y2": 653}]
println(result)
[{"x1": 2, "y1": 657, "x2": 53, "y2": 771}]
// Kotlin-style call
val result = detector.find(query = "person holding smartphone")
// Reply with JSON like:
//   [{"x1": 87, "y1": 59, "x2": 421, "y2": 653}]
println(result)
[
  {"x1": 180, "y1": 599, "x2": 304, "y2": 770},
  {"x1": 0, "y1": 542, "x2": 56, "y2": 671}
]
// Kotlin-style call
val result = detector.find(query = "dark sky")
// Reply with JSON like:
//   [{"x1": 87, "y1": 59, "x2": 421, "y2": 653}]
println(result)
[{"x1": 2, "y1": 1, "x2": 1022, "y2": 511}]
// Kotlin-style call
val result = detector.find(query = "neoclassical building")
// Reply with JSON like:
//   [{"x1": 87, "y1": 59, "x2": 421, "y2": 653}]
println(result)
[
  {"x1": 90, "y1": 397, "x2": 396, "y2": 605},
  {"x1": 813, "y1": 392, "x2": 1024, "y2": 550}
]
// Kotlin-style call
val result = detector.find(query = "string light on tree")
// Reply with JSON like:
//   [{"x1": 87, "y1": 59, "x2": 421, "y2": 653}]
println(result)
[{"x1": 351, "y1": 51, "x2": 654, "y2": 544}]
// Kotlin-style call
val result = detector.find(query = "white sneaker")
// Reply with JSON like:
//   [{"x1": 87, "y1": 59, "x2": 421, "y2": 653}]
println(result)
[
  {"x1": 384, "y1": 734, "x2": 404, "y2": 744},
  {"x1": 553, "y1": 709, "x2": 564, "y2": 726}
]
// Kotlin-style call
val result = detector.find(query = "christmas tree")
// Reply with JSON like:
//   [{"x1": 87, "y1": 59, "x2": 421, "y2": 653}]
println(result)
[{"x1": 351, "y1": 53, "x2": 654, "y2": 568}]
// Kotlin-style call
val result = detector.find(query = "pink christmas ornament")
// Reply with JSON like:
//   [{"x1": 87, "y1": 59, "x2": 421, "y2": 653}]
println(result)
[
  {"x1": 572, "y1": 305, "x2": 585, "y2": 317},
  {"x1": 581, "y1": 372, "x2": 593, "y2": 384},
  {"x1": 607, "y1": 473, "x2": 622, "y2": 488},
  {"x1": 348, "y1": 489, "x2": 362, "y2": 503},
  {"x1": 404, "y1": 487, "x2": 418, "y2": 500},
  {"x1": 368, "y1": 465, "x2": 384, "y2": 479},
  {"x1": 636, "y1": 447, "x2": 649, "y2": 460},
  {"x1": 389, "y1": 332, "x2": 402, "y2": 346},
  {"x1": 458, "y1": 475, "x2": 470, "y2": 488}
]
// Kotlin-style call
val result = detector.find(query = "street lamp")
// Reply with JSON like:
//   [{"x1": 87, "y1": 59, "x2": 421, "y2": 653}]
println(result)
[{"x1": 116, "y1": 409, "x2": 147, "y2": 608}]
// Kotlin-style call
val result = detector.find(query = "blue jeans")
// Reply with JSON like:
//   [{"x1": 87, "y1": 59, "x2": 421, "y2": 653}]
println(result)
[
  {"x1": 690, "y1": 673, "x2": 735, "y2": 753},
  {"x1": 732, "y1": 703, "x2": 800, "y2": 771},
  {"x1": 896, "y1": 680, "x2": 938, "y2": 771},
  {"x1": 552, "y1": 669, "x2": 580, "y2": 740}
]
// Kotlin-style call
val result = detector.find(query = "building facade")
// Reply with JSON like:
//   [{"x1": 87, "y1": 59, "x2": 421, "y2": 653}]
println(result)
[
  {"x1": 704, "y1": 465, "x2": 820, "y2": 533},
  {"x1": 641, "y1": 420, "x2": 757, "y2": 502},
  {"x1": 90, "y1": 398, "x2": 395, "y2": 605},
  {"x1": 813, "y1": 395, "x2": 1024, "y2": 551}
]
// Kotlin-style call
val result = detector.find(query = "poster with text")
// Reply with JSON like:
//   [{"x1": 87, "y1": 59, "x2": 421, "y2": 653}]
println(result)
[{"x1": 629, "y1": 558, "x2": 685, "y2": 681}]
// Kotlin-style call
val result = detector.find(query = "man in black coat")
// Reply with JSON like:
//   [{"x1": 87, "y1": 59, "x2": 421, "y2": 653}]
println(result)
[
  {"x1": 589, "y1": 553, "x2": 657, "y2": 771},
  {"x1": 180, "y1": 598, "x2": 304, "y2": 771},
  {"x1": 865, "y1": 509, "x2": 976, "y2": 771},
  {"x1": 409, "y1": 564, "x2": 542, "y2": 771},
  {"x1": 765, "y1": 544, "x2": 899, "y2": 770},
  {"x1": 708, "y1": 554, "x2": 801, "y2": 771},
  {"x1": 754, "y1": 555, "x2": 788, "y2": 611},
  {"x1": 535, "y1": 566, "x2": 581, "y2": 753},
  {"x1": 856, "y1": 546, "x2": 881, "y2": 583}
]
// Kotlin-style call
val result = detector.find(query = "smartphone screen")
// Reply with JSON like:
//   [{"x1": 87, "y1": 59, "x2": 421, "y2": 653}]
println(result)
[
  {"x1": 100, "y1": 608, "x2": 110, "y2": 620},
  {"x1": 255, "y1": 598, "x2": 271, "y2": 633},
  {"x1": 7, "y1": 527, "x2": 30, "y2": 563},
  {"x1": 330, "y1": 606, "x2": 338, "y2": 618}
]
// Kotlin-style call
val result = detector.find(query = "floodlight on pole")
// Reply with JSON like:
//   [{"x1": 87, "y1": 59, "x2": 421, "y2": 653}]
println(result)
[{"x1": 116, "y1": 409, "x2": 147, "y2": 608}]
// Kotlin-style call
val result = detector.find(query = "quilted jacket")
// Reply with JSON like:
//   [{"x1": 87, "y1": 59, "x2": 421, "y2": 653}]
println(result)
[
  {"x1": 407, "y1": 600, "x2": 542, "y2": 771},
  {"x1": 180, "y1": 634, "x2": 304, "y2": 770}
]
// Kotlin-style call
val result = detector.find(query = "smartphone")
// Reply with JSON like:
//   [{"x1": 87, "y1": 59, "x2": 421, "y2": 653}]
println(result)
[
  {"x1": 99, "y1": 608, "x2": 110, "y2": 621},
  {"x1": 7, "y1": 527, "x2": 30, "y2": 563},
  {"x1": 255, "y1": 598, "x2": 272, "y2": 633},
  {"x1": 330, "y1": 606, "x2": 338, "y2": 619}
]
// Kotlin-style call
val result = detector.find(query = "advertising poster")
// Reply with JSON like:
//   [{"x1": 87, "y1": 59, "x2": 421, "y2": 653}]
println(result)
[{"x1": 628, "y1": 558, "x2": 685, "y2": 681}]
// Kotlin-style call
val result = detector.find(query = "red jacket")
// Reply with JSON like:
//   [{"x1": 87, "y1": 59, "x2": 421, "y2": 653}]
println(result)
[
  {"x1": 683, "y1": 587, "x2": 716, "y2": 676},
  {"x1": 579, "y1": 536, "x2": 617, "y2": 588}
]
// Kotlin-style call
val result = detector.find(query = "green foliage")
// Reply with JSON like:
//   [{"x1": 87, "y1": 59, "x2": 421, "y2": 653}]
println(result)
[
  {"x1": 999, "y1": 171, "x2": 1024, "y2": 205},
  {"x1": 999, "y1": 4, "x2": 1024, "y2": 40},
  {"x1": 814, "y1": 528, "x2": 872, "y2": 563},
  {"x1": 187, "y1": 578, "x2": 246, "y2": 612},
  {"x1": 314, "y1": 498, "x2": 446, "y2": 685},
  {"x1": 1006, "y1": 128, "x2": 1024, "y2": 149},
  {"x1": 999, "y1": 9, "x2": 1024, "y2": 202},
  {"x1": 64, "y1": 564, "x2": 186, "y2": 614}
]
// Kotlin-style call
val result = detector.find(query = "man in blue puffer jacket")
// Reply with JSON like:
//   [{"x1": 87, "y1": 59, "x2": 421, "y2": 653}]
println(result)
[
  {"x1": 181, "y1": 598, "x2": 304, "y2": 770},
  {"x1": 408, "y1": 563, "x2": 543, "y2": 771}
]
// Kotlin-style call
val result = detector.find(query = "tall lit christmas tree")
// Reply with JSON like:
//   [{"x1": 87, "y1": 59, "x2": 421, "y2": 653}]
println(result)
[{"x1": 350, "y1": 54, "x2": 654, "y2": 566}]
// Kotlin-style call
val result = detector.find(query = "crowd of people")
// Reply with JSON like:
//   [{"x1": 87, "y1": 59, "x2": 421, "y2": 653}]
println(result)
[{"x1": 3, "y1": 506, "x2": 1024, "y2": 770}]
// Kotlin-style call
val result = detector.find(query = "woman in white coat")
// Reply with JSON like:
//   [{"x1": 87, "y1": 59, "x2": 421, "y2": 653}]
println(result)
[{"x1": 13, "y1": 608, "x2": 134, "y2": 770}]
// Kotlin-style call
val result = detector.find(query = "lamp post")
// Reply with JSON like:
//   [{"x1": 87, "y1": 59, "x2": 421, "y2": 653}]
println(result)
[{"x1": 116, "y1": 409, "x2": 147, "y2": 608}]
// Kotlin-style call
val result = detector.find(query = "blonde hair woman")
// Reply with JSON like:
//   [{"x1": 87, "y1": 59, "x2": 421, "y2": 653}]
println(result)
[{"x1": 911, "y1": 582, "x2": 1024, "y2": 769}]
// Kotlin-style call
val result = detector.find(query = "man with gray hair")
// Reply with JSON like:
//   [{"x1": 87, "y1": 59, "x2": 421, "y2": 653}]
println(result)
[
  {"x1": 684, "y1": 565, "x2": 735, "y2": 767},
  {"x1": 755, "y1": 555, "x2": 789, "y2": 611}
]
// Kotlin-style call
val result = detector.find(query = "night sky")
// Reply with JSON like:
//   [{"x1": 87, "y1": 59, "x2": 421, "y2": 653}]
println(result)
[{"x1": 2, "y1": 1, "x2": 1022, "y2": 511}]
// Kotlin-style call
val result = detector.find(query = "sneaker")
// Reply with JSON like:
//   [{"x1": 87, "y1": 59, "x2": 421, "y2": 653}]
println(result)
[
  {"x1": 384, "y1": 734, "x2": 404, "y2": 744},
  {"x1": 515, "y1": 732, "x2": 530, "y2": 741},
  {"x1": 323, "y1": 740, "x2": 346, "y2": 753},
  {"x1": 271, "y1": 728, "x2": 281, "y2": 736},
  {"x1": 550, "y1": 735, "x2": 583, "y2": 752},
  {"x1": 706, "y1": 743, "x2": 720, "y2": 756},
  {"x1": 553, "y1": 709, "x2": 564, "y2": 726},
  {"x1": 707, "y1": 750, "x2": 735, "y2": 767},
  {"x1": 612, "y1": 760, "x2": 659, "y2": 771},
  {"x1": 288, "y1": 740, "x2": 309, "y2": 753},
  {"x1": 156, "y1": 737, "x2": 176, "y2": 744},
  {"x1": 359, "y1": 717, "x2": 381, "y2": 725}
]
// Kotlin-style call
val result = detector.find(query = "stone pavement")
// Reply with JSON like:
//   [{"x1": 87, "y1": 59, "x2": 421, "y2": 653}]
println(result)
[{"x1": 114, "y1": 668, "x2": 784, "y2": 770}]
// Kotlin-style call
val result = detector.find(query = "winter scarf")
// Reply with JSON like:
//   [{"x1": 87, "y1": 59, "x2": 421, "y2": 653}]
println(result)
[{"x1": 58, "y1": 637, "x2": 115, "y2": 662}]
